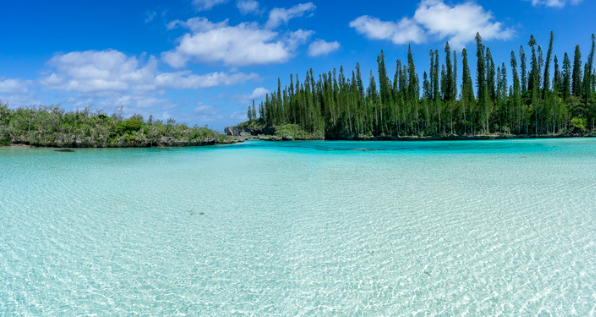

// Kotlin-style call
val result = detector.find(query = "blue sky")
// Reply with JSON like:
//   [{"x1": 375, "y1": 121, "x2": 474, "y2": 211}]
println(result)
[{"x1": 0, "y1": 0, "x2": 594, "y2": 130}]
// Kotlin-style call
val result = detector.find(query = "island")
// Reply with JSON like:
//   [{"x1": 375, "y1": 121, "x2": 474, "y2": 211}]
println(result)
[{"x1": 0, "y1": 103, "x2": 240, "y2": 148}]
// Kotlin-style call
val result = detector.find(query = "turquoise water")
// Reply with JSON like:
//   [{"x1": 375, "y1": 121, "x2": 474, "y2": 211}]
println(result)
[{"x1": 1, "y1": 139, "x2": 595, "y2": 316}]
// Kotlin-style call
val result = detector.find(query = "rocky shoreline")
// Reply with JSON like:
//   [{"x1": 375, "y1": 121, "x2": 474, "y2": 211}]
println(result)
[
  {"x1": 1, "y1": 136, "x2": 242, "y2": 148},
  {"x1": 226, "y1": 124, "x2": 595, "y2": 142}
]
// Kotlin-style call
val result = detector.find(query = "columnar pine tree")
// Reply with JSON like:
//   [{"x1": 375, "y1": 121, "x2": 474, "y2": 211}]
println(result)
[
  {"x1": 544, "y1": 31, "x2": 554, "y2": 98},
  {"x1": 462, "y1": 48, "x2": 474, "y2": 134},
  {"x1": 511, "y1": 51, "x2": 522, "y2": 133},
  {"x1": 476, "y1": 33, "x2": 489, "y2": 133},
  {"x1": 572, "y1": 45, "x2": 583, "y2": 97},
  {"x1": 563, "y1": 53, "x2": 572, "y2": 100},
  {"x1": 520, "y1": 46, "x2": 528, "y2": 95}
]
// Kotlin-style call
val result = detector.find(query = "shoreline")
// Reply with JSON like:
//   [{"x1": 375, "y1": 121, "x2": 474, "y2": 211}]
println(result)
[
  {"x1": 254, "y1": 134, "x2": 596, "y2": 142},
  {"x1": 0, "y1": 139, "x2": 242, "y2": 149},
  {"x1": 4, "y1": 134, "x2": 595, "y2": 148}
]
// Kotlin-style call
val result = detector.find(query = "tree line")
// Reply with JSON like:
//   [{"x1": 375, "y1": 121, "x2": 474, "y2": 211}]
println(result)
[
  {"x1": 246, "y1": 32, "x2": 596, "y2": 138},
  {"x1": 0, "y1": 103, "x2": 234, "y2": 147}
]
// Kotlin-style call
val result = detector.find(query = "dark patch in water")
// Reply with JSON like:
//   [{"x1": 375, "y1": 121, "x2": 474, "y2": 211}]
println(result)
[
  {"x1": 319, "y1": 148, "x2": 386, "y2": 152},
  {"x1": 55, "y1": 149, "x2": 75, "y2": 153},
  {"x1": 354, "y1": 148, "x2": 386, "y2": 152}
]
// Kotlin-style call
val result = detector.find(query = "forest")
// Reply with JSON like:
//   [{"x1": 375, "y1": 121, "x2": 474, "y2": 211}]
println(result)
[
  {"x1": 242, "y1": 32, "x2": 596, "y2": 139},
  {"x1": 0, "y1": 103, "x2": 235, "y2": 147}
]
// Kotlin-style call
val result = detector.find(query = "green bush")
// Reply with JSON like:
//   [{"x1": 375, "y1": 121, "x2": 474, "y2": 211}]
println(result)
[
  {"x1": 124, "y1": 119, "x2": 142, "y2": 132},
  {"x1": 0, "y1": 102, "x2": 232, "y2": 147},
  {"x1": 571, "y1": 118, "x2": 587, "y2": 134}
]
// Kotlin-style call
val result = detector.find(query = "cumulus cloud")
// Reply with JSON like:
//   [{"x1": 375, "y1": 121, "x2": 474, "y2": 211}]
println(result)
[
  {"x1": 192, "y1": 0, "x2": 228, "y2": 11},
  {"x1": 166, "y1": 17, "x2": 228, "y2": 32},
  {"x1": 237, "y1": 0, "x2": 262, "y2": 15},
  {"x1": 266, "y1": 2, "x2": 316, "y2": 29},
  {"x1": 308, "y1": 39, "x2": 340, "y2": 57},
  {"x1": 0, "y1": 79, "x2": 39, "y2": 107},
  {"x1": 524, "y1": 0, "x2": 583, "y2": 7},
  {"x1": 350, "y1": 0, "x2": 513, "y2": 48},
  {"x1": 155, "y1": 71, "x2": 258, "y2": 89},
  {"x1": 163, "y1": 17, "x2": 313, "y2": 67},
  {"x1": 237, "y1": 87, "x2": 270, "y2": 104},
  {"x1": 43, "y1": 50, "x2": 257, "y2": 95},
  {"x1": 38, "y1": 50, "x2": 257, "y2": 112},
  {"x1": 349, "y1": 16, "x2": 426, "y2": 45},
  {"x1": 0, "y1": 79, "x2": 31, "y2": 94},
  {"x1": 414, "y1": 0, "x2": 513, "y2": 47}
]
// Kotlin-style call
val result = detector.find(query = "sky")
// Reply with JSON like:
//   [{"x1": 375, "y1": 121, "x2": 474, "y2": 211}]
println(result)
[{"x1": 0, "y1": 0, "x2": 594, "y2": 130}]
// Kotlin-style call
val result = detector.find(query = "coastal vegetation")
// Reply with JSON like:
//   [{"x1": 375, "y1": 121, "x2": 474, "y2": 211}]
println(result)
[
  {"x1": 233, "y1": 32, "x2": 596, "y2": 140},
  {"x1": 0, "y1": 103, "x2": 237, "y2": 147}
]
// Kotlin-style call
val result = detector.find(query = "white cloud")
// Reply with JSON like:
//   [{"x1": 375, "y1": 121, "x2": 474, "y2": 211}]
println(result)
[
  {"x1": 350, "y1": 0, "x2": 513, "y2": 48},
  {"x1": 163, "y1": 18, "x2": 313, "y2": 67},
  {"x1": 192, "y1": 0, "x2": 228, "y2": 11},
  {"x1": 414, "y1": 0, "x2": 513, "y2": 48},
  {"x1": 237, "y1": 0, "x2": 261, "y2": 15},
  {"x1": 0, "y1": 79, "x2": 38, "y2": 107},
  {"x1": 524, "y1": 0, "x2": 583, "y2": 7},
  {"x1": 43, "y1": 50, "x2": 257, "y2": 95},
  {"x1": 39, "y1": 50, "x2": 257, "y2": 113},
  {"x1": 349, "y1": 16, "x2": 426, "y2": 45},
  {"x1": 285, "y1": 29, "x2": 315, "y2": 48},
  {"x1": 266, "y1": 2, "x2": 316, "y2": 29},
  {"x1": 0, "y1": 79, "x2": 31, "y2": 94},
  {"x1": 308, "y1": 39, "x2": 340, "y2": 57},
  {"x1": 167, "y1": 17, "x2": 228, "y2": 32},
  {"x1": 237, "y1": 87, "x2": 270, "y2": 103},
  {"x1": 155, "y1": 71, "x2": 258, "y2": 89}
]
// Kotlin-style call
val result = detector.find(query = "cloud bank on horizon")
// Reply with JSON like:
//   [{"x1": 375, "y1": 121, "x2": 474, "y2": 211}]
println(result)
[{"x1": 0, "y1": 0, "x2": 590, "y2": 128}]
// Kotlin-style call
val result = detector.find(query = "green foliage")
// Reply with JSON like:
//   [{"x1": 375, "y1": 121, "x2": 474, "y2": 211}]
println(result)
[
  {"x1": 273, "y1": 124, "x2": 324, "y2": 140},
  {"x1": 243, "y1": 32, "x2": 595, "y2": 139},
  {"x1": 570, "y1": 117, "x2": 587, "y2": 133},
  {"x1": 0, "y1": 104, "x2": 232, "y2": 147},
  {"x1": 125, "y1": 119, "x2": 142, "y2": 132},
  {"x1": 237, "y1": 118, "x2": 267, "y2": 131}
]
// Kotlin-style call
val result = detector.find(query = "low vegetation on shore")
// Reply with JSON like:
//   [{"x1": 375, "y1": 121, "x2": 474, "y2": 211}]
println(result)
[{"x1": 0, "y1": 103, "x2": 238, "y2": 148}]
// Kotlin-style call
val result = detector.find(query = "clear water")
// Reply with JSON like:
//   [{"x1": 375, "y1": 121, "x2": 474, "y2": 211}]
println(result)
[{"x1": 1, "y1": 139, "x2": 595, "y2": 316}]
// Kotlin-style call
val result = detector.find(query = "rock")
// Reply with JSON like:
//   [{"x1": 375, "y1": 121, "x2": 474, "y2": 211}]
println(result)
[
  {"x1": 225, "y1": 125, "x2": 275, "y2": 137},
  {"x1": 225, "y1": 126, "x2": 246, "y2": 136}
]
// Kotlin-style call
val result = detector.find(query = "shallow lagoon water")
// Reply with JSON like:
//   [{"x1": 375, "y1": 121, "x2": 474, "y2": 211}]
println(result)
[{"x1": 1, "y1": 139, "x2": 595, "y2": 316}]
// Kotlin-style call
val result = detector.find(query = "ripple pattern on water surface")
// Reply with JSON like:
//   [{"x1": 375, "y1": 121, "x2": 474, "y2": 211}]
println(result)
[{"x1": 1, "y1": 140, "x2": 596, "y2": 316}]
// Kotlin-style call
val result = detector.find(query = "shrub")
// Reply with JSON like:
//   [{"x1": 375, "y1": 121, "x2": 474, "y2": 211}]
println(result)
[
  {"x1": 124, "y1": 119, "x2": 142, "y2": 132},
  {"x1": 570, "y1": 118, "x2": 587, "y2": 134}
]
